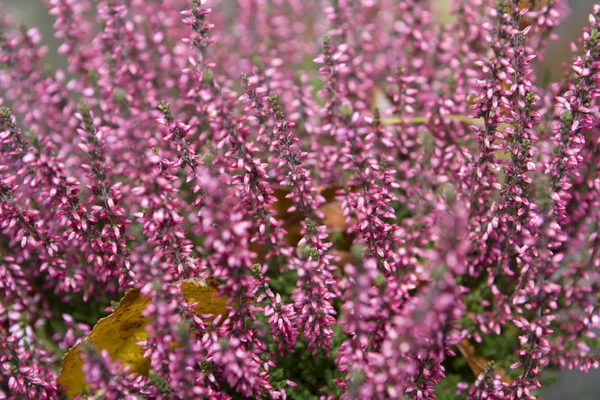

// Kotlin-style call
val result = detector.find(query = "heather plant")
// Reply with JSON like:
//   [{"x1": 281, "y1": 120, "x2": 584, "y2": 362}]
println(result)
[{"x1": 1, "y1": 0, "x2": 600, "y2": 399}]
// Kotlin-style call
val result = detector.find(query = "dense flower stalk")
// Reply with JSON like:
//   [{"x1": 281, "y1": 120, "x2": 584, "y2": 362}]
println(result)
[
  {"x1": 291, "y1": 220, "x2": 338, "y2": 351},
  {"x1": 2, "y1": 1, "x2": 600, "y2": 399}
]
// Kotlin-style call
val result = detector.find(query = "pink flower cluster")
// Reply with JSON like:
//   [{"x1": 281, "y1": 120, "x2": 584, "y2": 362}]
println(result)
[{"x1": 1, "y1": 0, "x2": 600, "y2": 399}]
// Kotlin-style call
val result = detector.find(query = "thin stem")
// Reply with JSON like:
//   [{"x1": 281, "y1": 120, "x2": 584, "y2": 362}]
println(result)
[{"x1": 382, "y1": 114, "x2": 483, "y2": 126}]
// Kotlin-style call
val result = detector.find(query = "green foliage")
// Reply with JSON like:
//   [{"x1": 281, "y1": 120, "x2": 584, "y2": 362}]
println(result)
[
  {"x1": 267, "y1": 264, "x2": 298, "y2": 303},
  {"x1": 434, "y1": 373, "x2": 466, "y2": 400},
  {"x1": 390, "y1": 199, "x2": 411, "y2": 223},
  {"x1": 309, "y1": 79, "x2": 325, "y2": 105},
  {"x1": 479, "y1": 331, "x2": 520, "y2": 379},
  {"x1": 270, "y1": 329, "x2": 345, "y2": 399},
  {"x1": 263, "y1": 261, "x2": 345, "y2": 398}
]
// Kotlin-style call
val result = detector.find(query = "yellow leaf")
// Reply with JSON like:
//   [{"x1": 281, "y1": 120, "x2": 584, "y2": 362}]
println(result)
[
  {"x1": 57, "y1": 279, "x2": 228, "y2": 399},
  {"x1": 180, "y1": 277, "x2": 230, "y2": 320},
  {"x1": 56, "y1": 344, "x2": 86, "y2": 399}
]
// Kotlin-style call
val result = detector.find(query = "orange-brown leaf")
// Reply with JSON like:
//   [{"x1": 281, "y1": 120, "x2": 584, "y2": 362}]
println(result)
[{"x1": 456, "y1": 338, "x2": 511, "y2": 383}]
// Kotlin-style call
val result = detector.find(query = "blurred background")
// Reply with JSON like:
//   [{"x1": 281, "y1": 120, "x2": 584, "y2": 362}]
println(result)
[{"x1": 1, "y1": 0, "x2": 599, "y2": 398}]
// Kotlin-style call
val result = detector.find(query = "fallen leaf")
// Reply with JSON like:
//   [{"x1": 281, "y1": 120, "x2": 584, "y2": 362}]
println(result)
[
  {"x1": 370, "y1": 85, "x2": 393, "y2": 113},
  {"x1": 180, "y1": 277, "x2": 230, "y2": 319},
  {"x1": 320, "y1": 201, "x2": 346, "y2": 232},
  {"x1": 57, "y1": 278, "x2": 229, "y2": 398},
  {"x1": 457, "y1": 338, "x2": 511, "y2": 383},
  {"x1": 251, "y1": 185, "x2": 357, "y2": 263},
  {"x1": 505, "y1": 0, "x2": 548, "y2": 29}
]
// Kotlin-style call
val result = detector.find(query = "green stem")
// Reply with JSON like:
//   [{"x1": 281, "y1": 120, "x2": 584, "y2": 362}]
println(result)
[
  {"x1": 382, "y1": 114, "x2": 484, "y2": 126},
  {"x1": 383, "y1": 114, "x2": 514, "y2": 132}
]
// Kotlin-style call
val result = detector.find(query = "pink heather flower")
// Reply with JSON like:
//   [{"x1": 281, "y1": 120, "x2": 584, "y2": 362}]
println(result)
[
  {"x1": 2, "y1": 0, "x2": 600, "y2": 398},
  {"x1": 465, "y1": 366, "x2": 507, "y2": 400},
  {"x1": 291, "y1": 221, "x2": 338, "y2": 351},
  {"x1": 79, "y1": 345, "x2": 156, "y2": 399}
]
